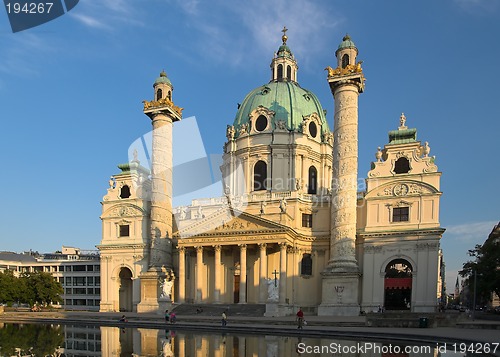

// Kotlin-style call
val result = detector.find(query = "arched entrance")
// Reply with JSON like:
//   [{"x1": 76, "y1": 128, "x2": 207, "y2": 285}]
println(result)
[
  {"x1": 384, "y1": 259, "x2": 412, "y2": 310},
  {"x1": 119, "y1": 267, "x2": 133, "y2": 312}
]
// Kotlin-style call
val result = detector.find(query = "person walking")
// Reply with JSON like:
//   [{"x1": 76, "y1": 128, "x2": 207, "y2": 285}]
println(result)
[
  {"x1": 164, "y1": 309, "x2": 170, "y2": 322},
  {"x1": 296, "y1": 307, "x2": 304, "y2": 329},
  {"x1": 221, "y1": 310, "x2": 227, "y2": 327}
]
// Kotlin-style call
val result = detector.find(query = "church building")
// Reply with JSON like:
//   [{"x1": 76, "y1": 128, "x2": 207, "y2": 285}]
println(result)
[{"x1": 97, "y1": 30, "x2": 445, "y2": 316}]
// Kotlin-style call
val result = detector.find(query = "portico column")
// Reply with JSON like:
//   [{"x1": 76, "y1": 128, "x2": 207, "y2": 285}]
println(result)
[
  {"x1": 178, "y1": 246, "x2": 185, "y2": 303},
  {"x1": 259, "y1": 243, "x2": 267, "y2": 303},
  {"x1": 214, "y1": 245, "x2": 222, "y2": 303},
  {"x1": 279, "y1": 243, "x2": 287, "y2": 305},
  {"x1": 239, "y1": 244, "x2": 247, "y2": 304},
  {"x1": 196, "y1": 246, "x2": 203, "y2": 302}
]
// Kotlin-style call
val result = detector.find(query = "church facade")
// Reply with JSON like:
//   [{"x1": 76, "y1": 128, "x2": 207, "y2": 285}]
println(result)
[{"x1": 97, "y1": 31, "x2": 445, "y2": 316}]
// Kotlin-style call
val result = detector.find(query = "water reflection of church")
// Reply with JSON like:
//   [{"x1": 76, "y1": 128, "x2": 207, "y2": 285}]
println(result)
[{"x1": 97, "y1": 31, "x2": 445, "y2": 315}]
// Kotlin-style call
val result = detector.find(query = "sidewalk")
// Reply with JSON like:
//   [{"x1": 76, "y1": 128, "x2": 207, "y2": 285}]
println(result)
[{"x1": 1, "y1": 310, "x2": 499, "y2": 348}]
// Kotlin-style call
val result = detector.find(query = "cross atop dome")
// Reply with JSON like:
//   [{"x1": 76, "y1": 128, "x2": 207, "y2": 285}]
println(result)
[{"x1": 281, "y1": 26, "x2": 288, "y2": 45}]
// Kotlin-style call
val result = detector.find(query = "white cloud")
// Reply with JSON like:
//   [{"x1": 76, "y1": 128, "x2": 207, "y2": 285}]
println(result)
[
  {"x1": 0, "y1": 33, "x2": 54, "y2": 79},
  {"x1": 171, "y1": 0, "x2": 342, "y2": 67},
  {"x1": 69, "y1": 1, "x2": 145, "y2": 30},
  {"x1": 454, "y1": 0, "x2": 500, "y2": 12},
  {"x1": 227, "y1": 0, "x2": 341, "y2": 59},
  {"x1": 70, "y1": 13, "x2": 110, "y2": 30},
  {"x1": 445, "y1": 220, "x2": 497, "y2": 243}
]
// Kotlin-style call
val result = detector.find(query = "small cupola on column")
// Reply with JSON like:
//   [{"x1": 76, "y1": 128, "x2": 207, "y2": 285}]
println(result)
[
  {"x1": 153, "y1": 70, "x2": 173, "y2": 101},
  {"x1": 335, "y1": 34, "x2": 358, "y2": 68},
  {"x1": 270, "y1": 26, "x2": 298, "y2": 82}
]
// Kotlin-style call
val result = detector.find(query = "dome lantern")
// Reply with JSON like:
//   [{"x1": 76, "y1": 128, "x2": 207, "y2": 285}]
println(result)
[{"x1": 270, "y1": 26, "x2": 298, "y2": 82}]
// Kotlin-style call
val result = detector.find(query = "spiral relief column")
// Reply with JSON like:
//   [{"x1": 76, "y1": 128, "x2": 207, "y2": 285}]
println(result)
[
  {"x1": 319, "y1": 35, "x2": 365, "y2": 316},
  {"x1": 138, "y1": 71, "x2": 182, "y2": 313}
]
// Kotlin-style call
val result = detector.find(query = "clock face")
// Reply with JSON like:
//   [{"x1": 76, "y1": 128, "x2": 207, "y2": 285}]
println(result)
[{"x1": 393, "y1": 183, "x2": 409, "y2": 196}]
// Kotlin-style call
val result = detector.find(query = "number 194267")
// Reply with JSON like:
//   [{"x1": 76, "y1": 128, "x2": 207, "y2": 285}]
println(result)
[{"x1": 5, "y1": 2, "x2": 53, "y2": 14}]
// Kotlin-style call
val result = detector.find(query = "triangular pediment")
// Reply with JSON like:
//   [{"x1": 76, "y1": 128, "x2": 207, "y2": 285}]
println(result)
[{"x1": 173, "y1": 208, "x2": 289, "y2": 238}]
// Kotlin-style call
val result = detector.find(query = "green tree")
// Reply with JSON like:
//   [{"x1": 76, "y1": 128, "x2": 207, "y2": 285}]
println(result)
[
  {"x1": 0, "y1": 270, "x2": 18, "y2": 304},
  {"x1": 460, "y1": 224, "x2": 500, "y2": 306},
  {"x1": 21, "y1": 271, "x2": 63, "y2": 306}
]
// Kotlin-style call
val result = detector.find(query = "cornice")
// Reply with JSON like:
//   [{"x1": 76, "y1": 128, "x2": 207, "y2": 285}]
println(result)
[
  {"x1": 97, "y1": 243, "x2": 147, "y2": 250},
  {"x1": 357, "y1": 228, "x2": 445, "y2": 238}
]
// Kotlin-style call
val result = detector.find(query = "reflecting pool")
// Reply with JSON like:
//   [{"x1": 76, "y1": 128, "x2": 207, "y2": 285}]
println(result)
[{"x1": 0, "y1": 322, "x2": 492, "y2": 356}]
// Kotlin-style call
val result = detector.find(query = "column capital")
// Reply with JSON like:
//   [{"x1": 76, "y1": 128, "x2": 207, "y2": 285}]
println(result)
[
  {"x1": 238, "y1": 243, "x2": 247, "y2": 250},
  {"x1": 195, "y1": 246, "x2": 203, "y2": 253},
  {"x1": 279, "y1": 242, "x2": 288, "y2": 250},
  {"x1": 176, "y1": 246, "x2": 186, "y2": 253},
  {"x1": 213, "y1": 245, "x2": 222, "y2": 252},
  {"x1": 258, "y1": 243, "x2": 267, "y2": 250}
]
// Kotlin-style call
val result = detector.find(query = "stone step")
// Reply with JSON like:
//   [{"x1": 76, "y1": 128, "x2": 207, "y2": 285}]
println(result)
[{"x1": 171, "y1": 303, "x2": 266, "y2": 317}]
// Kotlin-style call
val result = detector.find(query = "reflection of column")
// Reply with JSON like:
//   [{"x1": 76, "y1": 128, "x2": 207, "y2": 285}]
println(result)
[
  {"x1": 238, "y1": 336, "x2": 245, "y2": 357},
  {"x1": 214, "y1": 335, "x2": 222, "y2": 357},
  {"x1": 196, "y1": 246, "x2": 203, "y2": 302},
  {"x1": 214, "y1": 245, "x2": 222, "y2": 303},
  {"x1": 279, "y1": 243, "x2": 287, "y2": 304},
  {"x1": 195, "y1": 335, "x2": 202, "y2": 357},
  {"x1": 239, "y1": 244, "x2": 247, "y2": 304},
  {"x1": 178, "y1": 333, "x2": 185, "y2": 357},
  {"x1": 178, "y1": 247, "x2": 185, "y2": 303},
  {"x1": 259, "y1": 243, "x2": 267, "y2": 303}
]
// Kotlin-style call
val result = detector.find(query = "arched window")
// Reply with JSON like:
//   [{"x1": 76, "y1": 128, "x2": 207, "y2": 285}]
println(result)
[
  {"x1": 167, "y1": 91, "x2": 172, "y2": 100},
  {"x1": 394, "y1": 157, "x2": 411, "y2": 174},
  {"x1": 286, "y1": 65, "x2": 292, "y2": 80},
  {"x1": 253, "y1": 161, "x2": 267, "y2": 191},
  {"x1": 120, "y1": 185, "x2": 131, "y2": 199},
  {"x1": 301, "y1": 254, "x2": 313, "y2": 276},
  {"x1": 277, "y1": 64, "x2": 283, "y2": 80},
  {"x1": 342, "y1": 54, "x2": 349, "y2": 68},
  {"x1": 156, "y1": 89, "x2": 162, "y2": 101},
  {"x1": 308, "y1": 166, "x2": 317, "y2": 194}
]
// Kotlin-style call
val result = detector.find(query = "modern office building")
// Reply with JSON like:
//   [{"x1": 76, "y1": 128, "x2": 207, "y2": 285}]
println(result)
[{"x1": 0, "y1": 246, "x2": 100, "y2": 311}]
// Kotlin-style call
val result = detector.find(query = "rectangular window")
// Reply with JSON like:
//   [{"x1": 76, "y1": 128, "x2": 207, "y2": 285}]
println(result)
[
  {"x1": 301, "y1": 253, "x2": 313, "y2": 276},
  {"x1": 119, "y1": 225, "x2": 130, "y2": 237},
  {"x1": 393, "y1": 207, "x2": 409, "y2": 222},
  {"x1": 74, "y1": 288, "x2": 86, "y2": 295},
  {"x1": 73, "y1": 277, "x2": 86, "y2": 286},
  {"x1": 87, "y1": 265, "x2": 94, "y2": 271},
  {"x1": 301, "y1": 214, "x2": 313, "y2": 228},
  {"x1": 95, "y1": 277, "x2": 100, "y2": 286},
  {"x1": 73, "y1": 265, "x2": 85, "y2": 272}
]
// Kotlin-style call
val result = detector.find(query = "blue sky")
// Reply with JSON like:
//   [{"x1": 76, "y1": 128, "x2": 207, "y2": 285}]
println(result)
[{"x1": 0, "y1": 0, "x2": 499, "y2": 292}]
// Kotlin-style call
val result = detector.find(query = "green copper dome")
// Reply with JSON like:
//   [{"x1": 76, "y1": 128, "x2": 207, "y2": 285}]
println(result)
[
  {"x1": 336, "y1": 34, "x2": 358, "y2": 55},
  {"x1": 233, "y1": 81, "x2": 330, "y2": 137},
  {"x1": 154, "y1": 70, "x2": 172, "y2": 86}
]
